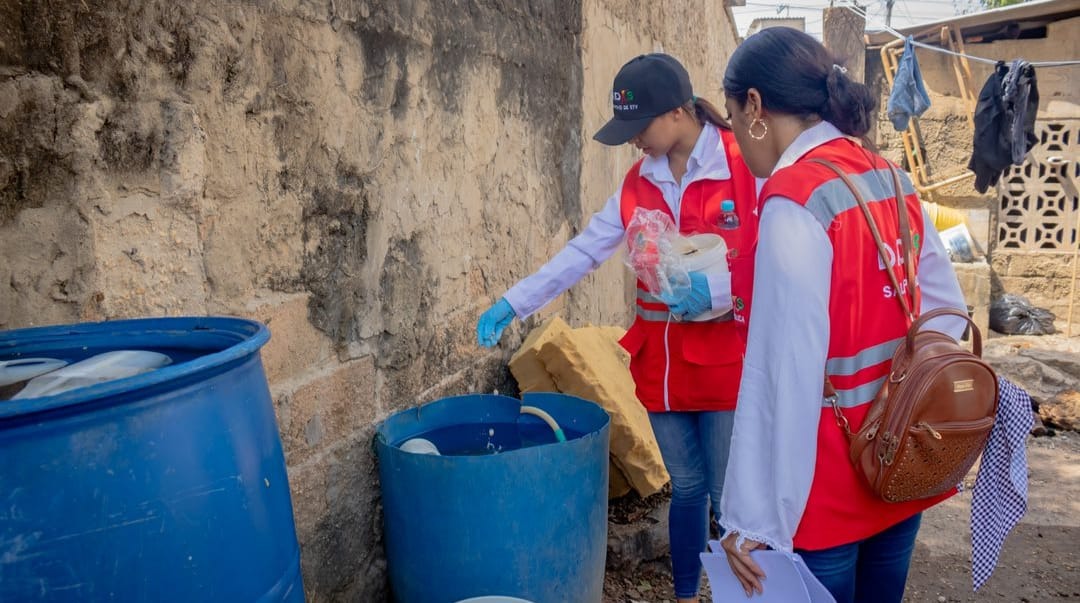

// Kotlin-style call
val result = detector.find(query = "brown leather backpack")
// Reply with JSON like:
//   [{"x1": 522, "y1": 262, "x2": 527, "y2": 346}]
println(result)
[{"x1": 812, "y1": 158, "x2": 999, "y2": 503}]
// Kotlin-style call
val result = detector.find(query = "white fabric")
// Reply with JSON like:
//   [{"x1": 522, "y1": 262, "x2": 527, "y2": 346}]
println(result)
[
  {"x1": 772, "y1": 121, "x2": 845, "y2": 173},
  {"x1": 719, "y1": 122, "x2": 969, "y2": 552},
  {"x1": 503, "y1": 126, "x2": 734, "y2": 318}
]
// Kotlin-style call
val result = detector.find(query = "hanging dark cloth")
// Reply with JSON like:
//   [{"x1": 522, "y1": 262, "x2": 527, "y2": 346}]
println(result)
[
  {"x1": 967, "y1": 60, "x2": 1040, "y2": 193},
  {"x1": 1003, "y1": 59, "x2": 1039, "y2": 165}
]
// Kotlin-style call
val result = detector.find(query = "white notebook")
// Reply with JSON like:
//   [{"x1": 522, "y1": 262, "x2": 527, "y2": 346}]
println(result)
[{"x1": 701, "y1": 540, "x2": 835, "y2": 603}]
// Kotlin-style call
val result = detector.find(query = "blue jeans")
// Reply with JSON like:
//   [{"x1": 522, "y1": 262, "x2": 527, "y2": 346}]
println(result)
[
  {"x1": 648, "y1": 410, "x2": 735, "y2": 599},
  {"x1": 797, "y1": 513, "x2": 922, "y2": 603}
]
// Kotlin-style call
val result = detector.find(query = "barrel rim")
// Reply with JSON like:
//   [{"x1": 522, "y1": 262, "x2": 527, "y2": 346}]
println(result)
[
  {"x1": 0, "y1": 316, "x2": 270, "y2": 420},
  {"x1": 374, "y1": 392, "x2": 611, "y2": 459}
]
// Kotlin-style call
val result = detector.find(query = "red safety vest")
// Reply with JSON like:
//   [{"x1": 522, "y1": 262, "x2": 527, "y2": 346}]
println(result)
[
  {"x1": 756, "y1": 137, "x2": 953, "y2": 550},
  {"x1": 617, "y1": 127, "x2": 758, "y2": 412}
]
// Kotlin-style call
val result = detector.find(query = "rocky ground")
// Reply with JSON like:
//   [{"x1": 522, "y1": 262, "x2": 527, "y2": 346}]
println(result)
[{"x1": 602, "y1": 333, "x2": 1080, "y2": 602}]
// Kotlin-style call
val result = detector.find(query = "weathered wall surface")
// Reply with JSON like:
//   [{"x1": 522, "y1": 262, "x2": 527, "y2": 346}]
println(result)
[
  {"x1": 0, "y1": 1, "x2": 739, "y2": 599},
  {"x1": 868, "y1": 16, "x2": 1080, "y2": 331}
]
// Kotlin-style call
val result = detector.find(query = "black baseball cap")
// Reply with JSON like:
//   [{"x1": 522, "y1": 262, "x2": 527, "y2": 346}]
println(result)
[{"x1": 593, "y1": 53, "x2": 694, "y2": 146}]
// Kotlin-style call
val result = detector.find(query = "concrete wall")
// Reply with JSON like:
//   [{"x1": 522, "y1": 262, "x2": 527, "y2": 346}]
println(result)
[
  {"x1": 867, "y1": 16, "x2": 1080, "y2": 332},
  {"x1": 0, "y1": 1, "x2": 739, "y2": 599}
]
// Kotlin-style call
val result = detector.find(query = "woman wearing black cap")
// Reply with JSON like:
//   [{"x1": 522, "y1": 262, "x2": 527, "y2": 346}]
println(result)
[
  {"x1": 714, "y1": 28, "x2": 967, "y2": 603},
  {"x1": 477, "y1": 53, "x2": 759, "y2": 602}
]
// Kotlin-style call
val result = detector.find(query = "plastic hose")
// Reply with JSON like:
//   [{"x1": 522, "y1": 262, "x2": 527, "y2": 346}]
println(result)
[{"x1": 519, "y1": 406, "x2": 567, "y2": 443}]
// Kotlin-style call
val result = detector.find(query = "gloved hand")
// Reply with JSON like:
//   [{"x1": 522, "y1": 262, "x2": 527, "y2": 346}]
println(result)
[
  {"x1": 477, "y1": 298, "x2": 517, "y2": 347},
  {"x1": 667, "y1": 272, "x2": 712, "y2": 320}
]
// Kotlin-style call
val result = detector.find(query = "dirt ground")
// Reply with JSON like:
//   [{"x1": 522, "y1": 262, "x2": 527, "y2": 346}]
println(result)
[
  {"x1": 905, "y1": 430, "x2": 1080, "y2": 602},
  {"x1": 603, "y1": 327, "x2": 1080, "y2": 603},
  {"x1": 603, "y1": 431, "x2": 1080, "y2": 602}
]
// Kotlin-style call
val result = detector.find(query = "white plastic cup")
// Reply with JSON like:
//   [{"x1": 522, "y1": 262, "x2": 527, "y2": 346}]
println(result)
[{"x1": 674, "y1": 234, "x2": 732, "y2": 321}]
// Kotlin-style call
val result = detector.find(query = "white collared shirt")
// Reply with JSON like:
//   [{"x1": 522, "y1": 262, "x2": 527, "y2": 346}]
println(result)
[
  {"x1": 503, "y1": 125, "x2": 735, "y2": 318},
  {"x1": 718, "y1": 121, "x2": 969, "y2": 552}
]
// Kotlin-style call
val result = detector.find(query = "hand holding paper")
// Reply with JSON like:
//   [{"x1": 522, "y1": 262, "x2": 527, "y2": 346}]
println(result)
[
  {"x1": 701, "y1": 540, "x2": 836, "y2": 602},
  {"x1": 720, "y1": 532, "x2": 767, "y2": 596}
]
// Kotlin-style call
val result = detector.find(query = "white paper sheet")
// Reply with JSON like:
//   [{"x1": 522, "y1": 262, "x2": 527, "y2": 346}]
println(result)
[{"x1": 701, "y1": 541, "x2": 835, "y2": 602}]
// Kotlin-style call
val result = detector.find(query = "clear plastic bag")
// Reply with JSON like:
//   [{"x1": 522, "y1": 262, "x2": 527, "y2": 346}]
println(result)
[
  {"x1": 624, "y1": 208, "x2": 690, "y2": 304},
  {"x1": 989, "y1": 294, "x2": 1057, "y2": 336}
]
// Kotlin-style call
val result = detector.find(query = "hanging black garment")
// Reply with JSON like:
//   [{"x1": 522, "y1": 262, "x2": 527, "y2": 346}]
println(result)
[
  {"x1": 1003, "y1": 59, "x2": 1039, "y2": 165},
  {"x1": 968, "y1": 62, "x2": 1011, "y2": 193},
  {"x1": 967, "y1": 60, "x2": 1040, "y2": 193}
]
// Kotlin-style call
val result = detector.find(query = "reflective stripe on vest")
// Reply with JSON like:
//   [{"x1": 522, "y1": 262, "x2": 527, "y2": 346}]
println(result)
[
  {"x1": 821, "y1": 335, "x2": 905, "y2": 408},
  {"x1": 823, "y1": 375, "x2": 888, "y2": 409},
  {"x1": 802, "y1": 168, "x2": 917, "y2": 230},
  {"x1": 824, "y1": 336, "x2": 905, "y2": 376},
  {"x1": 635, "y1": 288, "x2": 734, "y2": 323}
]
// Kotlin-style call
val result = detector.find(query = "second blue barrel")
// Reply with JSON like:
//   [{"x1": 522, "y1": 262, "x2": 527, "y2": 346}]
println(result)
[
  {"x1": 0, "y1": 317, "x2": 303, "y2": 602},
  {"x1": 376, "y1": 392, "x2": 610, "y2": 603}
]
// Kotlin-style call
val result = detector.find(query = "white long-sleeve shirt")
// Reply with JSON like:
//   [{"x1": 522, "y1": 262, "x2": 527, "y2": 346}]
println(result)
[
  {"x1": 503, "y1": 126, "x2": 736, "y2": 318},
  {"x1": 718, "y1": 121, "x2": 969, "y2": 552}
]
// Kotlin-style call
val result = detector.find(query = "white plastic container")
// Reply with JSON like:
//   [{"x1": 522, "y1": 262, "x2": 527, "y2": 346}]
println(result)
[
  {"x1": 673, "y1": 233, "x2": 732, "y2": 321},
  {"x1": 940, "y1": 223, "x2": 980, "y2": 263},
  {"x1": 399, "y1": 437, "x2": 441, "y2": 455},
  {"x1": 0, "y1": 358, "x2": 68, "y2": 387},
  {"x1": 13, "y1": 350, "x2": 172, "y2": 399}
]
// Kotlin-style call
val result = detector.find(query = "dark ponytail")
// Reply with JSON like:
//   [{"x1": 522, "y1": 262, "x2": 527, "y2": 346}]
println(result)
[
  {"x1": 823, "y1": 66, "x2": 877, "y2": 138},
  {"x1": 723, "y1": 27, "x2": 877, "y2": 138},
  {"x1": 682, "y1": 97, "x2": 732, "y2": 130}
]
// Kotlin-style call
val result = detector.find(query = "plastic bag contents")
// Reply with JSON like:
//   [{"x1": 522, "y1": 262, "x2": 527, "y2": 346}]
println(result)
[
  {"x1": 624, "y1": 208, "x2": 691, "y2": 304},
  {"x1": 12, "y1": 350, "x2": 173, "y2": 399},
  {"x1": 989, "y1": 294, "x2": 1057, "y2": 336}
]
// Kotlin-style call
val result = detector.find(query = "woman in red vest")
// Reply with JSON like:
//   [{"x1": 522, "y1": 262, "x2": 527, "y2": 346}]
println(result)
[
  {"x1": 476, "y1": 53, "x2": 758, "y2": 603},
  {"x1": 714, "y1": 28, "x2": 968, "y2": 603}
]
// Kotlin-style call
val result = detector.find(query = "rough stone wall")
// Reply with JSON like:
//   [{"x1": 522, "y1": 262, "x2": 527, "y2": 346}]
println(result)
[
  {"x1": 0, "y1": 1, "x2": 739, "y2": 599},
  {"x1": 867, "y1": 16, "x2": 1080, "y2": 331}
]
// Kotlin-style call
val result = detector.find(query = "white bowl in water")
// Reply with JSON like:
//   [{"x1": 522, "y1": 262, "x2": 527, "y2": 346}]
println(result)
[{"x1": 399, "y1": 438, "x2": 441, "y2": 455}]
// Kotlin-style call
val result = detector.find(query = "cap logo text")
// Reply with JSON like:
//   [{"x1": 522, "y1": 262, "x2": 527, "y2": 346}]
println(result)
[{"x1": 613, "y1": 89, "x2": 637, "y2": 111}]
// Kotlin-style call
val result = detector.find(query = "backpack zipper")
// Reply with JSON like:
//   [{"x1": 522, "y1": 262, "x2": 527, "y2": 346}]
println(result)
[
  {"x1": 878, "y1": 353, "x2": 977, "y2": 453},
  {"x1": 914, "y1": 422, "x2": 942, "y2": 439}
]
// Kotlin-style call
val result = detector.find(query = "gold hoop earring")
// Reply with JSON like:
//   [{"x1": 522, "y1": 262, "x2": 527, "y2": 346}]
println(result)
[{"x1": 748, "y1": 119, "x2": 768, "y2": 141}]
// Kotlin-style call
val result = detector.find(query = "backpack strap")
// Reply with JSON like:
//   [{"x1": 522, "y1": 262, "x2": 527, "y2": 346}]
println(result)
[
  {"x1": 809, "y1": 158, "x2": 917, "y2": 321},
  {"x1": 810, "y1": 157, "x2": 918, "y2": 441}
]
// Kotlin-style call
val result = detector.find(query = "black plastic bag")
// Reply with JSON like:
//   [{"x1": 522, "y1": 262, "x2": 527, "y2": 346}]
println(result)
[{"x1": 989, "y1": 294, "x2": 1057, "y2": 335}]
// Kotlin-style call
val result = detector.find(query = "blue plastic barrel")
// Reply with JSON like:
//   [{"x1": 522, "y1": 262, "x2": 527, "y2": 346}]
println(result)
[
  {"x1": 375, "y1": 392, "x2": 610, "y2": 603},
  {"x1": 0, "y1": 317, "x2": 303, "y2": 602}
]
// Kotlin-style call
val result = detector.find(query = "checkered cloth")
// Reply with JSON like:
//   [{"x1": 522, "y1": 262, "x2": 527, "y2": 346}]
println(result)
[{"x1": 971, "y1": 377, "x2": 1033, "y2": 591}]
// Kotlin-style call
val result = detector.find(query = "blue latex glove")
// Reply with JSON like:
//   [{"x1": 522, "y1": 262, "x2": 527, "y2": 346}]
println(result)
[
  {"x1": 477, "y1": 298, "x2": 516, "y2": 347},
  {"x1": 667, "y1": 272, "x2": 712, "y2": 320}
]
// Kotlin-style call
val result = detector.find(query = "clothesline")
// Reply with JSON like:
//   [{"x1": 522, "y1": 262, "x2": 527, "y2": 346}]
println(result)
[{"x1": 841, "y1": 3, "x2": 1080, "y2": 68}]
